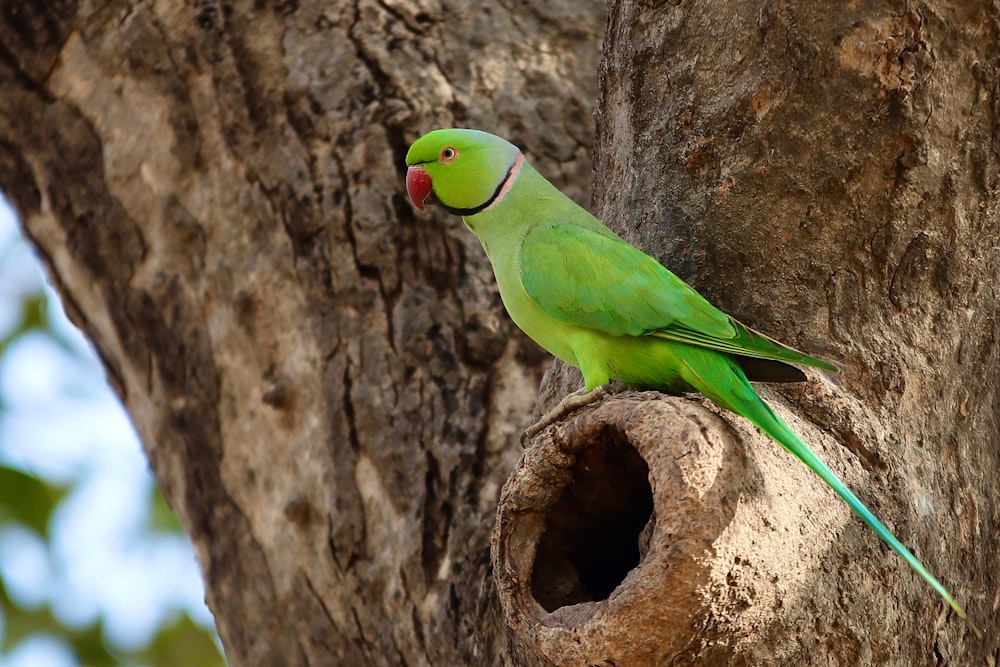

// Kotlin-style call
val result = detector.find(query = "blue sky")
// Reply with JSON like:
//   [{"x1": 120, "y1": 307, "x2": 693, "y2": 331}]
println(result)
[{"x1": 0, "y1": 196, "x2": 218, "y2": 665}]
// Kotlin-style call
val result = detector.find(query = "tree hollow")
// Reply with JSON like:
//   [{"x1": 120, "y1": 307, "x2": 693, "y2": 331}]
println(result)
[{"x1": 492, "y1": 393, "x2": 748, "y2": 666}]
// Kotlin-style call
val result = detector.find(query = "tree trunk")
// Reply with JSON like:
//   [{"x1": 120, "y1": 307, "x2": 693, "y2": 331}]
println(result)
[
  {"x1": 494, "y1": 1, "x2": 997, "y2": 664},
  {"x1": 0, "y1": 2, "x2": 602, "y2": 664},
  {"x1": 2, "y1": 1, "x2": 996, "y2": 666}
]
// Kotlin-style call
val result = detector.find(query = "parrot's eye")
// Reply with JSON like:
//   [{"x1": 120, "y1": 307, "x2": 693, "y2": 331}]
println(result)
[{"x1": 439, "y1": 147, "x2": 458, "y2": 163}]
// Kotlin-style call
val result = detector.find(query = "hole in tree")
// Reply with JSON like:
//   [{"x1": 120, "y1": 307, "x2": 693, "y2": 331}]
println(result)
[{"x1": 531, "y1": 428, "x2": 655, "y2": 612}]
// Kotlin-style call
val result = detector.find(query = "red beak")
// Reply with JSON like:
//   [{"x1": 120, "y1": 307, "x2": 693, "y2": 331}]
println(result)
[{"x1": 406, "y1": 165, "x2": 432, "y2": 213}]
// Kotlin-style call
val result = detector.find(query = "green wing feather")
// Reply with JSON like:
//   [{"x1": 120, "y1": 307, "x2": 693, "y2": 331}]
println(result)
[{"x1": 520, "y1": 223, "x2": 837, "y2": 372}]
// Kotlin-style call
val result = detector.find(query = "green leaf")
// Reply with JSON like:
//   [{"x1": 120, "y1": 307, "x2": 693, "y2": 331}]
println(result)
[
  {"x1": 0, "y1": 581, "x2": 116, "y2": 664},
  {"x1": 17, "y1": 293, "x2": 48, "y2": 334},
  {"x1": 68, "y1": 618, "x2": 116, "y2": 667},
  {"x1": 139, "y1": 613, "x2": 226, "y2": 667},
  {"x1": 0, "y1": 576, "x2": 59, "y2": 653},
  {"x1": 0, "y1": 466, "x2": 68, "y2": 537},
  {"x1": 145, "y1": 486, "x2": 182, "y2": 535}
]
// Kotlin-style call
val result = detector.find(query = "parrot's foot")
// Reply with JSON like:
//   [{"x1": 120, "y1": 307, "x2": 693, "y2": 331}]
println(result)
[{"x1": 522, "y1": 385, "x2": 614, "y2": 445}]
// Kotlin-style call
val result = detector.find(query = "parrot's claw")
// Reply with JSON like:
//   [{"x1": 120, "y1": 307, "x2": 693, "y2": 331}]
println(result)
[{"x1": 521, "y1": 384, "x2": 613, "y2": 446}]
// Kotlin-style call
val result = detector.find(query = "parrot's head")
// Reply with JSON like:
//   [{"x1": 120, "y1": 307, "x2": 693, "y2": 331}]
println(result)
[{"x1": 405, "y1": 129, "x2": 522, "y2": 216}]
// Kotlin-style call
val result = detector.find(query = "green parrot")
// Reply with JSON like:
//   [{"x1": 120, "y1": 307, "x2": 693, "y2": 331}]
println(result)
[{"x1": 405, "y1": 127, "x2": 978, "y2": 635}]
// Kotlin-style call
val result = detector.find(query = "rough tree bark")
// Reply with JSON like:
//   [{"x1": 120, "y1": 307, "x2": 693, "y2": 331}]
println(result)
[
  {"x1": 494, "y1": 1, "x2": 998, "y2": 665},
  {"x1": 1, "y1": 1, "x2": 996, "y2": 667},
  {"x1": 0, "y1": 1, "x2": 602, "y2": 664}
]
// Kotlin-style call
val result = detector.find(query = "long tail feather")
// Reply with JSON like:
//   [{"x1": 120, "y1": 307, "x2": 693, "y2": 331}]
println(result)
[{"x1": 691, "y1": 360, "x2": 981, "y2": 637}]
